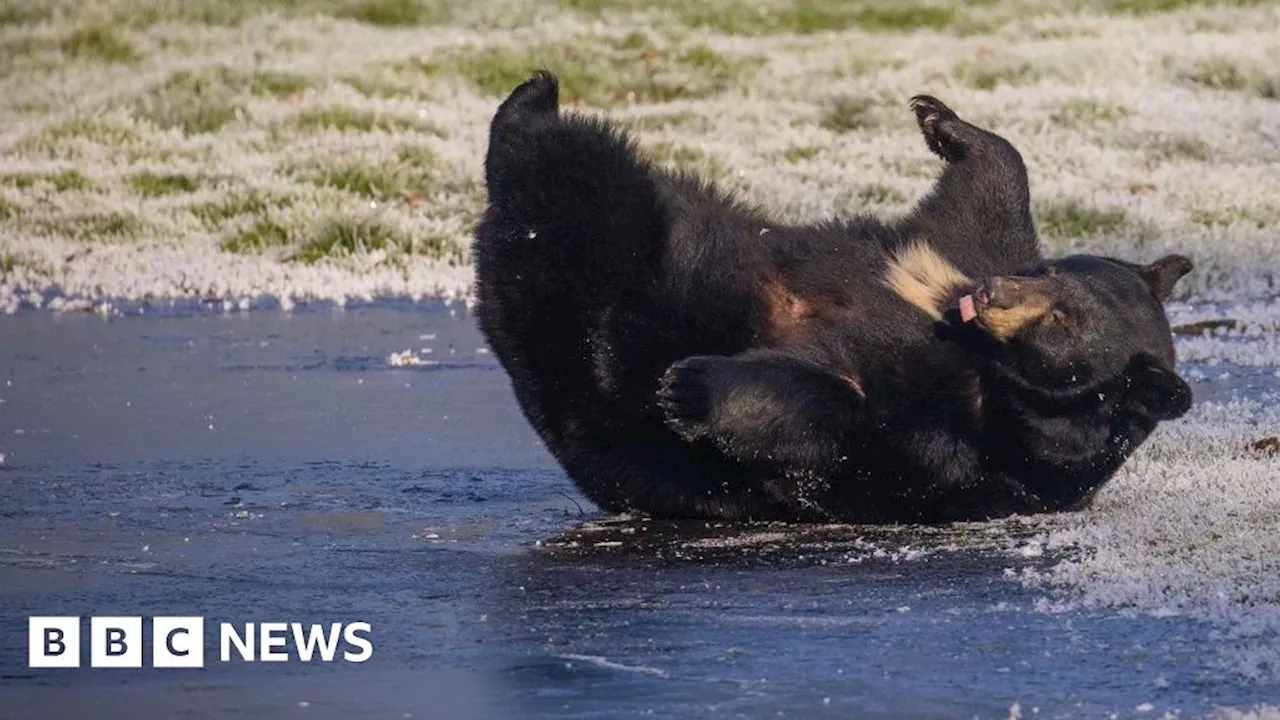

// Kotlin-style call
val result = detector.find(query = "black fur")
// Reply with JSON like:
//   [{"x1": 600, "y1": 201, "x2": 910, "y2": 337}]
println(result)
[{"x1": 474, "y1": 72, "x2": 1193, "y2": 523}]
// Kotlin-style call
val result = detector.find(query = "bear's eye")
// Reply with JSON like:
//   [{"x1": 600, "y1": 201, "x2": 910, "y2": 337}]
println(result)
[{"x1": 1045, "y1": 308, "x2": 1068, "y2": 325}]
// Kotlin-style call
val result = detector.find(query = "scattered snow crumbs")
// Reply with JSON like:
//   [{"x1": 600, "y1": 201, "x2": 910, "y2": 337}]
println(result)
[{"x1": 387, "y1": 349, "x2": 436, "y2": 367}]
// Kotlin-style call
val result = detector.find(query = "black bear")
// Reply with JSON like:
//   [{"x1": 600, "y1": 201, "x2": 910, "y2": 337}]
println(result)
[{"x1": 474, "y1": 71, "x2": 1193, "y2": 523}]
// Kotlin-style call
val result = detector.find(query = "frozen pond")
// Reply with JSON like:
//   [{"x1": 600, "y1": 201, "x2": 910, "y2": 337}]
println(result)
[{"x1": 0, "y1": 302, "x2": 1277, "y2": 719}]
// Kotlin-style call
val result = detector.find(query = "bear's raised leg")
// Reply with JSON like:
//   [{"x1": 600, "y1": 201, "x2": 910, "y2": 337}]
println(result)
[
  {"x1": 476, "y1": 71, "x2": 671, "y2": 464},
  {"x1": 903, "y1": 95, "x2": 1041, "y2": 273},
  {"x1": 656, "y1": 350, "x2": 863, "y2": 481}
]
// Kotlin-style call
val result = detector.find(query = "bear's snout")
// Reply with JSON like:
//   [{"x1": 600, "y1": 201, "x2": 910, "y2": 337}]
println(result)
[
  {"x1": 982, "y1": 275, "x2": 1051, "y2": 310},
  {"x1": 972, "y1": 275, "x2": 1054, "y2": 341}
]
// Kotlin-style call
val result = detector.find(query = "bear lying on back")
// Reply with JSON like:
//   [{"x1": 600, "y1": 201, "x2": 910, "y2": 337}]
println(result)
[{"x1": 474, "y1": 72, "x2": 1193, "y2": 523}]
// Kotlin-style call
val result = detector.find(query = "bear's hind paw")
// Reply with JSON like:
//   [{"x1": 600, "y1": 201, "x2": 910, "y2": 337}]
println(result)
[
  {"x1": 657, "y1": 357, "x2": 717, "y2": 442},
  {"x1": 910, "y1": 94, "x2": 966, "y2": 162}
]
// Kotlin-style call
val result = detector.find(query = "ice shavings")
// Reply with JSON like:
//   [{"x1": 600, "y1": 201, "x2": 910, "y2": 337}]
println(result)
[
  {"x1": 557, "y1": 654, "x2": 670, "y2": 679},
  {"x1": 387, "y1": 349, "x2": 437, "y2": 367}
]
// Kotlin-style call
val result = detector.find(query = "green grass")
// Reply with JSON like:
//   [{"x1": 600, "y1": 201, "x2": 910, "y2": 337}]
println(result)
[
  {"x1": 45, "y1": 119, "x2": 138, "y2": 145},
  {"x1": 0, "y1": 250, "x2": 45, "y2": 278},
  {"x1": 299, "y1": 145, "x2": 441, "y2": 201},
  {"x1": 1028, "y1": 24, "x2": 1101, "y2": 40},
  {"x1": 819, "y1": 95, "x2": 884, "y2": 133},
  {"x1": 646, "y1": 143, "x2": 704, "y2": 167},
  {"x1": 846, "y1": 3, "x2": 962, "y2": 33},
  {"x1": 30, "y1": 211, "x2": 145, "y2": 240},
  {"x1": 293, "y1": 218, "x2": 409, "y2": 263},
  {"x1": 7, "y1": 0, "x2": 1260, "y2": 38},
  {"x1": 626, "y1": 111, "x2": 708, "y2": 132},
  {"x1": 0, "y1": 36, "x2": 54, "y2": 57},
  {"x1": 331, "y1": 0, "x2": 451, "y2": 26},
  {"x1": 15, "y1": 0, "x2": 455, "y2": 29},
  {"x1": 341, "y1": 75, "x2": 418, "y2": 100},
  {"x1": 1189, "y1": 206, "x2": 1279, "y2": 229},
  {"x1": 128, "y1": 171, "x2": 204, "y2": 197},
  {"x1": 0, "y1": 170, "x2": 94, "y2": 192},
  {"x1": 245, "y1": 69, "x2": 312, "y2": 97},
  {"x1": 135, "y1": 69, "x2": 242, "y2": 135},
  {"x1": 299, "y1": 218, "x2": 460, "y2": 263},
  {"x1": 149, "y1": 103, "x2": 239, "y2": 135},
  {"x1": 190, "y1": 191, "x2": 293, "y2": 226},
  {"x1": 291, "y1": 106, "x2": 441, "y2": 134},
  {"x1": 1147, "y1": 134, "x2": 1212, "y2": 163},
  {"x1": 422, "y1": 177, "x2": 488, "y2": 223},
  {"x1": 221, "y1": 213, "x2": 460, "y2": 264},
  {"x1": 783, "y1": 145, "x2": 821, "y2": 163},
  {"x1": 619, "y1": 30, "x2": 651, "y2": 49},
  {"x1": 82, "y1": 212, "x2": 144, "y2": 237},
  {"x1": 0, "y1": 36, "x2": 61, "y2": 77},
  {"x1": 837, "y1": 57, "x2": 908, "y2": 78},
  {"x1": 0, "y1": 197, "x2": 20, "y2": 220},
  {"x1": 424, "y1": 40, "x2": 763, "y2": 107},
  {"x1": 853, "y1": 184, "x2": 907, "y2": 205},
  {"x1": 62, "y1": 25, "x2": 138, "y2": 63},
  {"x1": 643, "y1": 142, "x2": 729, "y2": 176},
  {"x1": 221, "y1": 218, "x2": 292, "y2": 254},
  {"x1": 109, "y1": 1, "x2": 242, "y2": 27},
  {"x1": 396, "y1": 145, "x2": 437, "y2": 169},
  {"x1": 1050, "y1": 99, "x2": 1129, "y2": 128},
  {"x1": 954, "y1": 55, "x2": 1040, "y2": 90},
  {"x1": 677, "y1": 43, "x2": 760, "y2": 89},
  {"x1": 1036, "y1": 200, "x2": 1127, "y2": 239},
  {"x1": 0, "y1": 1, "x2": 53, "y2": 26},
  {"x1": 101, "y1": 0, "x2": 292, "y2": 27},
  {"x1": 561, "y1": 0, "x2": 964, "y2": 35},
  {"x1": 301, "y1": 159, "x2": 433, "y2": 199},
  {"x1": 18, "y1": 120, "x2": 139, "y2": 155},
  {"x1": 134, "y1": 67, "x2": 311, "y2": 136},
  {"x1": 1104, "y1": 0, "x2": 1273, "y2": 14},
  {"x1": 1179, "y1": 56, "x2": 1279, "y2": 99}
]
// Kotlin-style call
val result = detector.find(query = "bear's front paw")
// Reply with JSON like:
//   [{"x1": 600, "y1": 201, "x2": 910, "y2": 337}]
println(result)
[{"x1": 657, "y1": 356, "x2": 719, "y2": 442}]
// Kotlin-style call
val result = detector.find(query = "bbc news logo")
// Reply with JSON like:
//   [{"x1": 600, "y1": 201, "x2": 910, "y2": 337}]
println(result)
[{"x1": 29, "y1": 617, "x2": 373, "y2": 668}]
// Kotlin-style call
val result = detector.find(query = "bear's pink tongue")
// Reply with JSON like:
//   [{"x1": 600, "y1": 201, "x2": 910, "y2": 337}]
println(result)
[{"x1": 959, "y1": 294, "x2": 977, "y2": 323}]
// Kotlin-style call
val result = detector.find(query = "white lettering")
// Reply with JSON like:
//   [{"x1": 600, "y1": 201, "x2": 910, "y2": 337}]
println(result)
[
  {"x1": 343, "y1": 622, "x2": 373, "y2": 663},
  {"x1": 220, "y1": 623, "x2": 254, "y2": 662},
  {"x1": 259, "y1": 622, "x2": 289, "y2": 661},
  {"x1": 291, "y1": 623, "x2": 342, "y2": 662}
]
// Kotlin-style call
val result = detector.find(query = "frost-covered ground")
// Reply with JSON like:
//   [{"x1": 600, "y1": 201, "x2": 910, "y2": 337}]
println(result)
[
  {"x1": 1022, "y1": 298, "x2": 1280, "y2": 687},
  {"x1": 1021, "y1": 389, "x2": 1280, "y2": 684},
  {"x1": 2, "y1": 0, "x2": 1279, "y2": 702},
  {"x1": 1, "y1": 0, "x2": 1279, "y2": 309}
]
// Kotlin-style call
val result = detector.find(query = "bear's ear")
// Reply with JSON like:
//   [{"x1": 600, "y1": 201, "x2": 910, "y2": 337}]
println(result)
[
  {"x1": 1125, "y1": 353, "x2": 1192, "y2": 420},
  {"x1": 1137, "y1": 255, "x2": 1193, "y2": 301}
]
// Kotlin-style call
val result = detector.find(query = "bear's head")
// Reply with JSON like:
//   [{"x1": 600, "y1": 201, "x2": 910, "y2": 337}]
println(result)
[{"x1": 963, "y1": 254, "x2": 1193, "y2": 422}]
